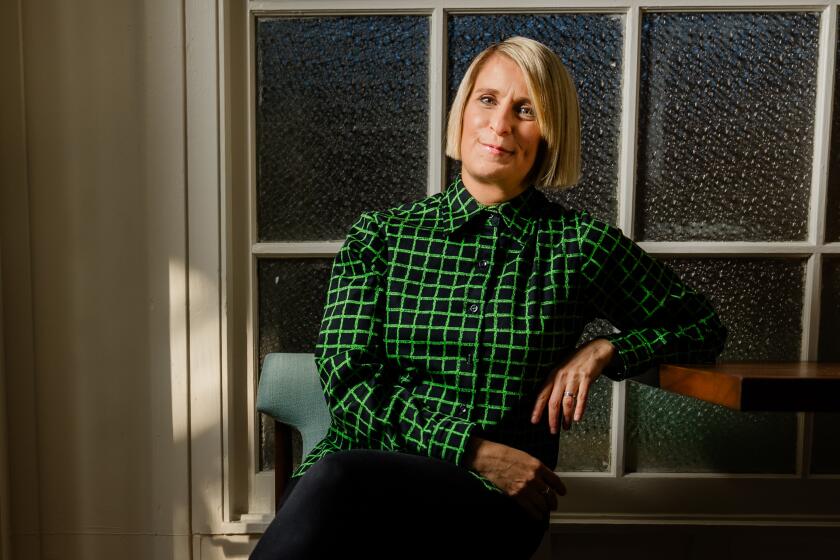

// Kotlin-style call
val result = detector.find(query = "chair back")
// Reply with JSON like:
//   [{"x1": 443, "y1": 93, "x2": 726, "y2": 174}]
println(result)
[{"x1": 256, "y1": 353, "x2": 331, "y2": 460}]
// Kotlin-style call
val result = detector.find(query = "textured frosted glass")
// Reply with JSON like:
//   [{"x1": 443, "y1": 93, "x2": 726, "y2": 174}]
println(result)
[
  {"x1": 255, "y1": 16, "x2": 429, "y2": 241},
  {"x1": 447, "y1": 14, "x2": 624, "y2": 224},
  {"x1": 636, "y1": 12, "x2": 818, "y2": 241},
  {"x1": 827, "y1": 11, "x2": 840, "y2": 242},
  {"x1": 552, "y1": 318, "x2": 621, "y2": 472},
  {"x1": 258, "y1": 257, "x2": 334, "y2": 471},
  {"x1": 813, "y1": 260, "x2": 840, "y2": 473},
  {"x1": 626, "y1": 258, "x2": 804, "y2": 473},
  {"x1": 664, "y1": 258, "x2": 805, "y2": 361}
]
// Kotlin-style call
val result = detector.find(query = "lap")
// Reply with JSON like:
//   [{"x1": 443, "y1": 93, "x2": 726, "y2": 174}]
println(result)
[{"x1": 273, "y1": 448, "x2": 547, "y2": 559}]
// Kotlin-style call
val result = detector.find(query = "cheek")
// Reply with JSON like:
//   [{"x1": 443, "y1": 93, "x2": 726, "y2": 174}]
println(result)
[
  {"x1": 525, "y1": 131, "x2": 542, "y2": 157},
  {"x1": 463, "y1": 114, "x2": 480, "y2": 137}
]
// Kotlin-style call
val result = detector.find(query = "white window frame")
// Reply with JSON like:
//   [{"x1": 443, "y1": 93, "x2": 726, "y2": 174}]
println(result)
[{"x1": 186, "y1": 0, "x2": 840, "y2": 536}]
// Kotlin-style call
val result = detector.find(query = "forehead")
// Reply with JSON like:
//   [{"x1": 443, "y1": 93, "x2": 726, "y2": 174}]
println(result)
[{"x1": 472, "y1": 53, "x2": 530, "y2": 95}]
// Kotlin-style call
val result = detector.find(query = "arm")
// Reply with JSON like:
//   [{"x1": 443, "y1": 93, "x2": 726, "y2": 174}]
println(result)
[
  {"x1": 577, "y1": 213, "x2": 728, "y2": 381},
  {"x1": 316, "y1": 211, "x2": 479, "y2": 467}
]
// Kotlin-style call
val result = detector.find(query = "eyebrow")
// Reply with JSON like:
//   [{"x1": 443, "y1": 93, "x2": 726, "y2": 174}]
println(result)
[{"x1": 474, "y1": 88, "x2": 533, "y2": 103}]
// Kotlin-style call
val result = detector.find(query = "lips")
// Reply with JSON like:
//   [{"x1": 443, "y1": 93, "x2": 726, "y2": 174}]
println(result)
[{"x1": 481, "y1": 142, "x2": 514, "y2": 155}]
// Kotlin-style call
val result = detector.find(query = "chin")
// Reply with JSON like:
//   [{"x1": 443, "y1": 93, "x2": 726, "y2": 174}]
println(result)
[{"x1": 464, "y1": 164, "x2": 517, "y2": 185}]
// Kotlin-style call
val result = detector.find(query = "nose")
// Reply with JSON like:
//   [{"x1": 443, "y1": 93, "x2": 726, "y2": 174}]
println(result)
[{"x1": 489, "y1": 104, "x2": 513, "y2": 136}]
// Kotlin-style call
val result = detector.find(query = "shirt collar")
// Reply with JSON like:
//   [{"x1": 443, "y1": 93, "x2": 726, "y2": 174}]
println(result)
[{"x1": 441, "y1": 174, "x2": 539, "y2": 244}]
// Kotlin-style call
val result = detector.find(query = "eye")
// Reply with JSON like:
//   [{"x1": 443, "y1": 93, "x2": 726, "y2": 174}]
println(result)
[
  {"x1": 518, "y1": 105, "x2": 535, "y2": 118},
  {"x1": 478, "y1": 95, "x2": 495, "y2": 105}
]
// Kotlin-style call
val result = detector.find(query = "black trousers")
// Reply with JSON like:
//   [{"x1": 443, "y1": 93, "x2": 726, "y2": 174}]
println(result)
[{"x1": 249, "y1": 448, "x2": 549, "y2": 560}]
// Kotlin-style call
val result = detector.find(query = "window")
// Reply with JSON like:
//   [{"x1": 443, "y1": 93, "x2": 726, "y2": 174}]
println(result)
[{"x1": 187, "y1": 0, "x2": 840, "y2": 531}]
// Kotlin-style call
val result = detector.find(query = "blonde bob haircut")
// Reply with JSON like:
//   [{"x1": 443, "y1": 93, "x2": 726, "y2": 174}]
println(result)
[{"x1": 445, "y1": 36, "x2": 581, "y2": 189}]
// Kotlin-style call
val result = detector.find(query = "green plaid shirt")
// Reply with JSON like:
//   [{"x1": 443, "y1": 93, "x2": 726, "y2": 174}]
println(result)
[{"x1": 290, "y1": 175, "x2": 727, "y2": 494}]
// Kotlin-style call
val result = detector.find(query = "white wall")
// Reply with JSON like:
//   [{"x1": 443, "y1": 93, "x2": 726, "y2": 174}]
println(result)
[{"x1": 1, "y1": 1, "x2": 191, "y2": 558}]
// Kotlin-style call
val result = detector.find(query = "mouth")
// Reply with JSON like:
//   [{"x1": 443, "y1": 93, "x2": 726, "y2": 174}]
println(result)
[{"x1": 480, "y1": 142, "x2": 514, "y2": 156}]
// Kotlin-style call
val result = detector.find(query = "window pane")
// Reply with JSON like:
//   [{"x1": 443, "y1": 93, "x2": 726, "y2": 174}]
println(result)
[
  {"x1": 636, "y1": 12, "x2": 819, "y2": 241},
  {"x1": 818, "y1": 258, "x2": 840, "y2": 363},
  {"x1": 825, "y1": 11, "x2": 840, "y2": 242},
  {"x1": 255, "y1": 16, "x2": 430, "y2": 241},
  {"x1": 626, "y1": 258, "x2": 804, "y2": 473},
  {"x1": 553, "y1": 319, "x2": 621, "y2": 472},
  {"x1": 811, "y1": 413, "x2": 840, "y2": 474},
  {"x1": 257, "y1": 257, "x2": 334, "y2": 471},
  {"x1": 813, "y1": 258, "x2": 840, "y2": 473},
  {"x1": 447, "y1": 13, "x2": 625, "y2": 224}
]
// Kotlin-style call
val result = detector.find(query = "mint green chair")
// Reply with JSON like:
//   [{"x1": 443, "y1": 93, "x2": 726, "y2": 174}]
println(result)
[{"x1": 256, "y1": 352, "x2": 331, "y2": 509}]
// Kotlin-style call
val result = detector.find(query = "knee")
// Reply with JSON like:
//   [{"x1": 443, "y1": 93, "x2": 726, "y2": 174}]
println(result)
[
  {"x1": 302, "y1": 450, "x2": 360, "y2": 497},
  {"x1": 306, "y1": 450, "x2": 361, "y2": 488}
]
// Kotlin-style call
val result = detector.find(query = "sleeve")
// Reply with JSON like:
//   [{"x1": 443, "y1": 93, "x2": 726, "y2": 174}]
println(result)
[
  {"x1": 315, "y1": 211, "x2": 480, "y2": 468},
  {"x1": 576, "y1": 212, "x2": 728, "y2": 381}
]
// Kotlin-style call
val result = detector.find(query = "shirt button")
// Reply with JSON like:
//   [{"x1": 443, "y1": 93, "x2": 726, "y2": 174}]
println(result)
[
  {"x1": 468, "y1": 303, "x2": 479, "y2": 313},
  {"x1": 486, "y1": 214, "x2": 500, "y2": 227},
  {"x1": 459, "y1": 405, "x2": 468, "y2": 416},
  {"x1": 478, "y1": 259, "x2": 488, "y2": 269}
]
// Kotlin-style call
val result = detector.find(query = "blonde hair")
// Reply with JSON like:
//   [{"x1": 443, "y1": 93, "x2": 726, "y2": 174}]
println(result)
[{"x1": 445, "y1": 36, "x2": 581, "y2": 189}]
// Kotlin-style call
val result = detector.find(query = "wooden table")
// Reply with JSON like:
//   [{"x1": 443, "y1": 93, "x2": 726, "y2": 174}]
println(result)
[{"x1": 633, "y1": 362, "x2": 840, "y2": 412}]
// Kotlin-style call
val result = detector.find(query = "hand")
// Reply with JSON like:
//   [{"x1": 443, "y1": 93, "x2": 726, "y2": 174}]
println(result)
[
  {"x1": 531, "y1": 338, "x2": 616, "y2": 433},
  {"x1": 464, "y1": 436, "x2": 567, "y2": 522}
]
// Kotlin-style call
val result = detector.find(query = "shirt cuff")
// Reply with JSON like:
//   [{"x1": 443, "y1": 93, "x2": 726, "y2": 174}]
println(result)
[
  {"x1": 429, "y1": 415, "x2": 479, "y2": 468},
  {"x1": 599, "y1": 337, "x2": 626, "y2": 381}
]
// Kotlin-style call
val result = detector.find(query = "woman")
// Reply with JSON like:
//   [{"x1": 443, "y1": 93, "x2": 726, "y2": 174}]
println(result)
[{"x1": 250, "y1": 36, "x2": 727, "y2": 560}]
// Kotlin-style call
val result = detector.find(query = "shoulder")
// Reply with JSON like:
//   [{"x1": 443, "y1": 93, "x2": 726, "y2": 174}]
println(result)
[
  {"x1": 560, "y1": 206, "x2": 627, "y2": 251},
  {"x1": 340, "y1": 192, "x2": 444, "y2": 266},
  {"x1": 527, "y1": 194, "x2": 633, "y2": 270},
  {"x1": 369, "y1": 190, "x2": 446, "y2": 231},
  {"x1": 528, "y1": 190, "x2": 618, "y2": 241},
  {"x1": 348, "y1": 192, "x2": 445, "y2": 243}
]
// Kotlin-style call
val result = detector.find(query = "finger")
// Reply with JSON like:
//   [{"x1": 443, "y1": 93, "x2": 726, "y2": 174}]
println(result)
[
  {"x1": 533, "y1": 478, "x2": 558, "y2": 510},
  {"x1": 549, "y1": 373, "x2": 568, "y2": 434},
  {"x1": 540, "y1": 466, "x2": 567, "y2": 496},
  {"x1": 524, "y1": 490, "x2": 549, "y2": 520},
  {"x1": 542, "y1": 488, "x2": 558, "y2": 511},
  {"x1": 548, "y1": 392, "x2": 562, "y2": 434},
  {"x1": 532, "y1": 368, "x2": 559, "y2": 423},
  {"x1": 562, "y1": 387, "x2": 577, "y2": 430},
  {"x1": 574, "y1": 379, "x2": 591, "y2": 422},
  {"x1": 531, "y1": 384, "x2": 551, "y2": 424}
]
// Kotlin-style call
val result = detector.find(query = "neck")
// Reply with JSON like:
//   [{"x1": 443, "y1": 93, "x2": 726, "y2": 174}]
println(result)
[{"x1": 459, "y1": 173, "x2": 529, "y2": 205}]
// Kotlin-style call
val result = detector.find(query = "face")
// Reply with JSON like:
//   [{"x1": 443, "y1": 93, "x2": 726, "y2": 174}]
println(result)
[{"x1": 459, "y1": 53, "x2": 543, "y2": 194}]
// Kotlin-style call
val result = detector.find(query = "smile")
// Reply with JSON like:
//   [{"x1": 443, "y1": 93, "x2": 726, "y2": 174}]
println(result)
[{"x1": 480, "y1": 142, "x2": 514, "y2": 156}]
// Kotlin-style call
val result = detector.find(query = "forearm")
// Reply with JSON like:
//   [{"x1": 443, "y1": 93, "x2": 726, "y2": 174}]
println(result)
[
  {"x1": 321, "y1": 353, "x2": 478, "y2": 465},
  {"x1": 578, "y1": 212, "x2": 728, "y2": 381},
  {"x1": 603, "y1": 311, "x2": 727, "y2": 379}
]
